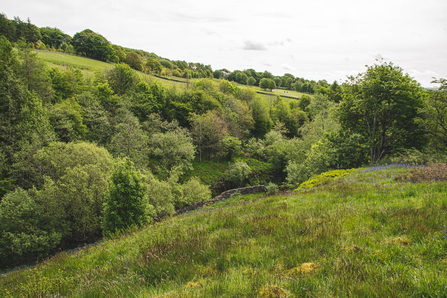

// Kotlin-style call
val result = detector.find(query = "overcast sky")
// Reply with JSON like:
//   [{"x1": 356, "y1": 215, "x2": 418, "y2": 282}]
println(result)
[{"x1": 3, "y1": 0, "x2": 447, "y2": 87}]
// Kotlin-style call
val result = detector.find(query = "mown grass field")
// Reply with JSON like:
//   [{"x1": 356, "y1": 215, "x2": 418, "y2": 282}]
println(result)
[{"x1": 1, "y1": 164, "x2": 446, "y2": 297}]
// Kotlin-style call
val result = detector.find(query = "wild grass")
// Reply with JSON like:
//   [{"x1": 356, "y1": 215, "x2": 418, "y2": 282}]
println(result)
[
  {"x1": 1, "y1": 164, "x2": 447, "y2": 297},
  {"x1": 36, "y1": 51, "x2": 114, "y2": 72}
]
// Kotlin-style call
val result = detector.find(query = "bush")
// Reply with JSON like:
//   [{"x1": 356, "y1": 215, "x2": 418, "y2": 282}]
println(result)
[
  {"x1": 266, "y1": 182, "x2": 278, "y2": 195},
  {"x1": 224, "y1": 161, "x2": 252, "y2": 187},
  {"x1": 20, "y1": 142, "x2": 113, "y2": 246},
  {"x1": 0, "y1": 188, "x2": 62, "y2": 267},
  {"x1": 294, "y1": 169, "x2": 358, "y2": 191},
  {"x1": 146, "y1": 175, "x2": 175, "y2": 218},
  {"x1": 285, "y1": 161, "x2": 311, "y2": 188},
  {"x1": 175, "y1": 177, "x2": 212, "y2": 209},
  {"x1": 103, "y1": 158, "x2": 155, "y2": 237}
]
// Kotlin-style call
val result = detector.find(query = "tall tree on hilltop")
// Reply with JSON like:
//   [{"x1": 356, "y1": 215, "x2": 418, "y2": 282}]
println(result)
[
  {"x1": 337, "y1": 61, "x2": 426, "y2": 164},
  {"x1": 72, "y1": 29, "x2": 116, "y2": 61},
  {"x1": 125, "y1": 51, "x2": 143, "y2": 71}
]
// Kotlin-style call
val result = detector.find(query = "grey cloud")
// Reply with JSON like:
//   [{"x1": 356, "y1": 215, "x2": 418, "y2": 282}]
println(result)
[
  {"x1": 281, "y1": 63, "x2": 295, "y2": 71},
  {"x1": 260, "y1": 61, "x2": 272, "y2": 67},
  {"x1": 242, "y1": 39, "x2": 267, "y2": 51}
]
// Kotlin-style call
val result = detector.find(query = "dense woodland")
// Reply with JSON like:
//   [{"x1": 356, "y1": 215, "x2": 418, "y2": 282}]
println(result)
[{"x1": 0, "y1": 13, "x2": 446, "y2": 268}]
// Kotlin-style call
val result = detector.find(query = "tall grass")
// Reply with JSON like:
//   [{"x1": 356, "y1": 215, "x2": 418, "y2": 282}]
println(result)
[{"x1": 1, "y1": 164, "x2": 447, "y2": 297}]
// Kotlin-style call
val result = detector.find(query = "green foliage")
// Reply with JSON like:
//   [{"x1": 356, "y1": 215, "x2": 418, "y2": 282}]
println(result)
[
  {"x1": 0, "y1": 37, "x2": 56, "y2": 190},
  {"x1": 145, "y1": 57, "x2": 162, "y2": 74},
  {"x1": 77, "y1": 91, "x2": 113, "y2": 145},
  {"x1": 49, "y1": 67, "x2": 85, "y2": 102},
  {"x1": 31, "y1": 142, "x2": 112, "y2": 243},
  {"x1": 129, "y1": 82, "x2": 164, "y2": 122},
  {"x1": 1, "y1": 142, "x2": 113, "y2": 266},
  {"x1": 266, "y1": 182, "x2": 278, "y2": 195},
  {"x1": 40, "y1": 27, "x2": 71, "y2": 49},
  {"x1": 294, "y1": 168, "x2": 358, "y2": 191},
  {"x1": 109, "y1": 108, "x2": 148, "y2": 168},
  {"x1": 0, "y1": 13, "x2": 17, "y2": 42},
  {"x1": 421, "y1": 78, "x2": 447, "y2": 151},
  {"x1": 146, "y1": 174, "x2": 175, "y2": 218},
  {"x1": 72, "y1": 29, "x2": 115, "y2": 61},
  {"x1": 249, "y1": 97, "x2": 273, "y2": 137},
  {"x1": 220, "y1": 135, "x2": 242, "y2": 161},
  {"x1": 338, "y1": 62, "x2": 426, "y2": 164},
  {"x1": 148, "y1": 126, "x2": 195, "y2": 177},
  {"x1": 174, "y1": 177, "x2": 212, "y2": 209},
  {"x1": 0, "y1": 188, "x2": 62, "y2": 267},
  {"x1": 224, "y1": 161, "x2": 252, "y2": 187},
  {"x1": 14, "y1": 17, "x2": 41, "y2": 44},
  {"x1": 105, "y1": 63, "x2": 140, "y2": 95},
  {"x1": 16, "y1": 40, "x2": 54, "y2": 102},
  {"x1": 103, "y1": 158, "x2": 153, "y2": 237},
  {"x1": 112, "y1": 45, "x2": 126, "y2": 63},
  {"x1": 223, "y1": 97, "x2": 254, "y2": 139},
  {"x1": 247, "y1": 76, "x2": 256, "y2": 86},
  {"x1": 125, "y1": 51, "x2": 143, "y2": 71},
  {"x1": 48, "y1": 97, "x2": 88, "y2": 142},
  {"x1": 259, "y1": 78, "x2": 276, "y2": 91},
  {"x1": 190, "y1": 111, "x2": 228, "y2": 161}
]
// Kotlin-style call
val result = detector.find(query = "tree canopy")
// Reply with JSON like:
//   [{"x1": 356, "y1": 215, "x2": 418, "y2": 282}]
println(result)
[
  {"x1": 72, "y1": 29, "x2": 115, "y2": 61},
  {"x1": 338, "y1": 62, "x2": 426, "y2": 164}
]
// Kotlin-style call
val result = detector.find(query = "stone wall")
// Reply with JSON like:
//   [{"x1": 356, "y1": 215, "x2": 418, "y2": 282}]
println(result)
[{"x1": 175, "y1": 185, "x2": 267, "y2": 215}]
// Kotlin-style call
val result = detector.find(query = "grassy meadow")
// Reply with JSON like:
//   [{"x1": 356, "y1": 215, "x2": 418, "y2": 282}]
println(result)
[
  {"x1": 36, "y1": 51, "x2": 114, "y2": 73},
  {"x1": 35, "y1": 51, "x2": 304, "y2": 101},
  {"x1": 1, "y1": 163, "x2": 447, "y2": 297}
]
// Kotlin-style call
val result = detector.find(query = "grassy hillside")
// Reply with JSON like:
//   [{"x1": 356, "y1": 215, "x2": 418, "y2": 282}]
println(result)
[
  {"x1": 36, "y1": 51, "x2": 114, "y2": 73},
  {"x1": 36, "y1": 51, "x2": 305, "y2": 100},
  {"x1": 1, "y1": 163, "x2": 446, "y2": 297}
]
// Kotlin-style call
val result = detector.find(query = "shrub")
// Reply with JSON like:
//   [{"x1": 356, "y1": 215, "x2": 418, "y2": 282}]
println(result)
[
  {"x1": 295, "y1": 168, "x2": 358, "y2": 191},
  {"x1": 146, "y1": 175, "x2": 175, "y2": 218},
  {"x1": 103, "y1": 158, "x2": 154, "y2": 237},
  {"x1": 0, "y1": 188, "x2": 62, "y2": 267},
  {"x1": 19, "y1": 142, "x2": 113, "y2": 246},
  {"x1": 175, "y1": 177, "x2": 212, "y2": 209},
  {"x1": 285, "y1": 161, "x2": 311, "y2": 188},
  {"x1": 224, "y1": 161, "x2": 252, "y2": 187},
  {"x1": 266, "y1": 182, "x2": 278, "y2": 195}
]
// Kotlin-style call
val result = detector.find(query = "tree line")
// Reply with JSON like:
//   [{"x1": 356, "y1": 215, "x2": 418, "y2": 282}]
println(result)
[{"x1": 1, "y1": 12, "x2": 340, "y2": 91}]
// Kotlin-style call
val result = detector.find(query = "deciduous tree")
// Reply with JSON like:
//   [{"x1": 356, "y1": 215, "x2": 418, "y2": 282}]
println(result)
[{"x1": 338, "y1": 62, "x2": 426, "y2": 164}]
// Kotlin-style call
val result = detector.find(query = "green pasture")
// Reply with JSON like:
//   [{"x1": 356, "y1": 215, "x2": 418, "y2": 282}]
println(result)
[
  {"x1": 36, "y1": 51, "x2": 114, "y2": 72},
  {"x1": 2, "y1": 164, "x2": 447, "y2": 297}
]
